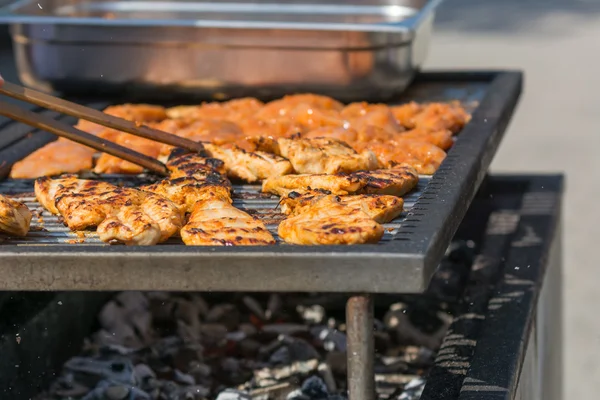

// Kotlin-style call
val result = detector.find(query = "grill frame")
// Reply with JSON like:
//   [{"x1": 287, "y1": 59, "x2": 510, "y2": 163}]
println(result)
[{"x1": 0, "y1": 71, "x2": 522, "y2": 292}]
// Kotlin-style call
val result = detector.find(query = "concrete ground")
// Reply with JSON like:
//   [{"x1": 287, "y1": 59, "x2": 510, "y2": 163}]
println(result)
[{"x1": 426, "y1": 0, "x2": 600, "y2": 398}]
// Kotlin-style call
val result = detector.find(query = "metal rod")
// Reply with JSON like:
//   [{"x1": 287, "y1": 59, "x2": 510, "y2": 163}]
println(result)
[
  {"x1": 0, "y1": 100, "x2": 169, "y2": 176},
  {"x1": 0, "y1": 81, "x2": 206, "y2": 153},
  {"x1": 346, "y1": 294, "x2": 375, "y2": 400}
]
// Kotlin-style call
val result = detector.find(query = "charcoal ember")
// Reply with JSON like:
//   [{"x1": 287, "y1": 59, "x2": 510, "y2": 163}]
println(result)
[
  {"x1": 250, "y1": 382, "x2": 297, "y2": 400},
  {"x1": 64, "y1": 356, "x2": 136, "y2": 387},
  {"x1": 310, "y1": 327, "x2": 347, "y2": 352},
  {"x1": 180, "y1": 293, "x2": 210, "y2": 318},
  {"x1": 266, "y1": 294, "x2": 283, "y2": 320},
  {"x1": 301, "y1": 376, "x2": 329, "y2": 399},
  {"x1": 150, "y1": 297, "x2": 178, "y2": 335},
  {"x1": 254, "y1": 359, "x2": 319, "y2": 387},
  {"x1": 243, "y1": 295, "x2": 267, "y2": 321},
  {"x1": 239, "y1": 323, "x2": 258, "y2": 337},
  {"x1": 213, "y1": 357, "x2": 252, "y2": 386},
  {"x1": 153, "y1": 336, "x2": 184, "y2": 363},
  {"x1": 82, "y1": 381, "x2": 151, "y2": 400},
  {"x1": 177, "y1": 385, "x2": 211, "y2": 399},
  {"x1": 135, "y1": 363, "x2": 157, "y2": 390},
  {"x1": 175, "y1": 299, "x2": 203, "y2": 341},
  {"x1": 269, "y1": 346, "x2": 292, "y2": 365},
  {"x1": 397, "y1": 377, "x2": 426, "y2": 400},
  {"x1": 296, "y1": 305, "x2": 326, "y2": 325},
  {"x1": 174, "y1": 369, "x2": 196, "y2": 386},
  {"x1": 216, "y1": 388, "x2": 252, "y2": 400},
  {"x1": 188, "y1": 361, "x2": 212, "y2": 384},
  {"x1": 51, "y1": 374, "x2": 90, "y2": 398},
  {"x1": 263, "y1": 324, "x2": 310, "y2": 336},
  {"x1": 99, "y1": 292, "x2": 153, "y2": 347},
  {"x1": 317, "y1": 363, "x2": 337, "y2": 393},
  {"x1": 384, "y1": 303, "x2": 446, "y2": 350},
  {"x1": 206, "y1": 304, "x2": 241, "y2": 331},
  {"x1": 282, "y1": 337, "x2": 320, "y2": 362},
  {"x1": 237, "y1": 337, "x2": 262, "y2": 359},
  {"x1": 172, "y1": 343, "x2": 205, "y2": 371},
  {"x1": 198, "y1": 323, "x2": 228, "y2": 347}
]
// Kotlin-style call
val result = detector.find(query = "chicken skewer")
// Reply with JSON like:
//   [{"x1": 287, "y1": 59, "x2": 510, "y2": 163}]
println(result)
[{"x1": 0, "y1": 194, "x2": 32, "y2": 237}]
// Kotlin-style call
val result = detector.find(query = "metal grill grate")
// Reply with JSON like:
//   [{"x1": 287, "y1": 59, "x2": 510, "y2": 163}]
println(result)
[
  {"x1": 0, "y1": 178, "x2": 429, "y2": 245},
  {"x1": 0, "y1": 72, "x2": 523, "y2": 292}
]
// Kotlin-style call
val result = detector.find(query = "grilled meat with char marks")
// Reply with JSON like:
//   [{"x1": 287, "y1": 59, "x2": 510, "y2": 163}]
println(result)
[
  {"x1": 35, "y1": 176, "x2": 183, "y2": 245},
  {"x1": 278, "y1": 195, "x2": 384, "y2": 245},
  {"x1": 181, "y1": 198, "x2": 275, "y2": 246},
  {"x1": 0, "y1": 194, "x2": 32, "y2": 237},
  {"x1": 281, "y1": 190, "x2": 404, "y2": 224},
  {"x1": 203, "y1": 143, "x2": 293, "y2": 183},
  {"x1": 263, "y1": 166, "x2": 418, "y2": 197},
  {"x1": 141, "y1": 150, "x2": 275, "y2": 246}
]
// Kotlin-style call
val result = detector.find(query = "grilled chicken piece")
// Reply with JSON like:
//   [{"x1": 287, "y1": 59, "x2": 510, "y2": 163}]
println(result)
[
  {"x1": 391, "y1": 101, "x2": 470, "y2": 133},
  {"x1": 76, "y1": 104, "x2": 167, "y2": 136},
  {"x1": 263, "y1": 173, "x2": 367, "y2": 197},
  {"x1": 341, "y1": 102, "x2": 405, "y2": 133},
  {"x1": 142, "y1": 151, "x2": 232, "y2": 212},
  {"x1": 141, "y1": 150, "x2": 274, "y2": 246},
  {"x1": 365, "y1": 139, "x2": 447, "y2": 175},
  {"x1": 181, "y1": 198, "x2": 275, "y2": 246},
  {"x1": 35, "y1": 177, "x2": 183, "y2": 245},
  {"x1": 204, "y1": 143, "x2": 293, "y2": 183},
  {"x1": 263, "y1": 165, "x2": 418, "y2": 198},
  {"x1": 10, "y1": 139, "x2": 96, "y2": 179},
  {"x1": 397, "y1": 128, "x2": 454, "y2": 150},
  {"x1": 353, "y1": 166, "x2": 419, "y2": 196},
  {"x1": 0, "y1": 194, "x2": 32, "y2": 237},
  {"x1": 278, "y1": 196, "x2": 384, "y2": 245},
  {"x1": 281, "y1": 190, "x2": 404, "y2": 224},
  {"x1": 277, "y1": 137, "x2": 379, "y2": 174}
]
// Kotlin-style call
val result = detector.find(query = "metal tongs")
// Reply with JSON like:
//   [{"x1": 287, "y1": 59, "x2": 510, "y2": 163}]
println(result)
[{"x1": 0, "y1": 81, "x2": 205, "y2": 176}]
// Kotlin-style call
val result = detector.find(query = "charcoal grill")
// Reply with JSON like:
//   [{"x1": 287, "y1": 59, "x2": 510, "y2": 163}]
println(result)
[
  {"x1": 0, "y1": 69, "x2": 522, "y2": 400},
  {"x1": 0, "y1": 175, "x2": 564, "y2": 400}
]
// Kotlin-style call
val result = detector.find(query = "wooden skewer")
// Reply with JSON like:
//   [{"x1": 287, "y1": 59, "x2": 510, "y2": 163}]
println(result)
[
  {"x1": 0, "y1": 81, "x2": 205, "y2": 153},
  {"x1": 0, "y1": 100, "x2": 169, "y2": 176}
]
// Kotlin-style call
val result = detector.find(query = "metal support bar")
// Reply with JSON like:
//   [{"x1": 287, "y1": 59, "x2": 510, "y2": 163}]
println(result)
[{"x1": 346, "y1": 294, "x2": 375, "y2": 400}]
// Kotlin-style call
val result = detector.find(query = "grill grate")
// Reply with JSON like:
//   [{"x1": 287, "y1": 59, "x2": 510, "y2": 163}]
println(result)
[
  {"x1": 0, "y1": 178, "x2": 429, "y2": 245},
  {"x1": 0, "y1": 72, "x2": 522, "y2": 292}
]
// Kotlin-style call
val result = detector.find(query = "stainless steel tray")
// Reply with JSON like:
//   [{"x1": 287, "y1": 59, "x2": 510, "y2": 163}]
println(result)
[{"x1": 0, "y1": 0, "x2": 440, "y2": 101}]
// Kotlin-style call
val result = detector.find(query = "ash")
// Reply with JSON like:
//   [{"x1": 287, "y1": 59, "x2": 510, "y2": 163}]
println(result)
[{"x1": 36, "y1": 243, "x2": 474, "y2": 400}]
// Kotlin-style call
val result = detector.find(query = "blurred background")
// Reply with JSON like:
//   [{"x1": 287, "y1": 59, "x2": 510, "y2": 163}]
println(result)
[{"x1": 425, "y1": 0, "x2": 600, "y2": 397}]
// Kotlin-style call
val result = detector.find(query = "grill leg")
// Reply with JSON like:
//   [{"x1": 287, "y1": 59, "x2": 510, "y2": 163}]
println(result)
[{"x1": 346, "y1": 294, "x2": 375, "y2": 400}]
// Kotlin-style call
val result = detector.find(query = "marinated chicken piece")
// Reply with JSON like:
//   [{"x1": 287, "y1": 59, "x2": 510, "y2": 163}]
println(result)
[
  {"x1": 277, "y1": 137, "x2": 379, "y2": 174},
  {"x1": 256, "y1": 94, "x2": 344, "y2": 120},
  {"x1": 0, "y1": 194, "x2": 32, "y2": 237},
  {"x1": 302, "y1": 127, "x2": 361, "y2": 146},
  {"x1": 278, "y1": 196, "x2": 384, "y2": 245},
  {"x1": 341, "y1": 102, "x2": 404, "y2": 133},
  {"x1": 173, "y1": 120, "x2": 244, "y2": 145},
  {"x1": 166, "y1": 98, "x2": 263, "y2": 122},
  {"x1": 164, "y1": 150, "x2": 226, "y2": 178},
  {"x1": 35, "y1": 177, "x2": 183, "y2": 245},
  {"x1": 262, "y1": 173, "x2": 367, "y2": 197},
  {"x1": 181, "y1": 198, "x2": 275, "y2": 246},
  {"x1": 281, "y1": 190, "x2": 404, "y2": 224},
  {"x1": 391, "y1": 101, "x2": 470, "y2": 133},
  {"x1": 366, "y1": 139, "x2": 447, "y2": 175},
  {"x1": 94, "y1": 133, "x2": 163, "y2": 174},
  {"x1": 352, "y1": 166, "x2": 419, "y2": 197},
  {"x1": 10, "y1": 139, "x2": 95, "y2": 179},
  {"x1": 397, "y1": 128, "x2": 454, "y2": 150},
  {"x1": 142, "y1": 151, "x2": 232, "y2": 212},
  {"x1": 204, "y1": 143, "x2": 293, "y2": 183},
  {"x1": 75, "y1": 104, "x2": 167, "y2": 135}
]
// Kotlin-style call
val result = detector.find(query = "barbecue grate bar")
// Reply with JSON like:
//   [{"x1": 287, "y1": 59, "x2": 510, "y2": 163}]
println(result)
[
  {"x1": 0, "y1": 72, "x2": 522, "y2": 293},
  {"x1": 0, "y1": 178, "x2": 429, "y2": 245}
]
